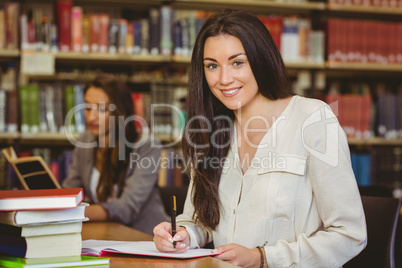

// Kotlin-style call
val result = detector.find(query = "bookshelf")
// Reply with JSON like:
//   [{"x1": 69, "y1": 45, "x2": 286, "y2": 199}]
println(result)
[
  {"x1": 0, "y1": 0, "x2": 400, "y2": 191},
  {"x1": 327, "y1": 3, "x2": 402, "y2": 15},
  {"x1": 54, "y1": 52, "x2": 172, "y2": 63}
]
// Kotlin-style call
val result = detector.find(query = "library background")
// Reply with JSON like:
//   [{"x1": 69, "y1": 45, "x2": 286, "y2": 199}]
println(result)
[{"x1": 0, "y1": 0, "x2": 401, "y2": 198}]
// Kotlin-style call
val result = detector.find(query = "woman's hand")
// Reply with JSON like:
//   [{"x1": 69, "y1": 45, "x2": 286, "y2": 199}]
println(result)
[
  {"x1": 153, "y1": 222, "x2": 190, "y2": 253},
  {"x1": 212, "y1": 243, "x2": 266, "y2": 268}
]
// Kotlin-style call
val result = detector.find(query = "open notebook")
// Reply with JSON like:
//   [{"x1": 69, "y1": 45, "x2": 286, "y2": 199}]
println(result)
[{"x1": 82, "y1": 240, "x2": 219, "y2": 259}]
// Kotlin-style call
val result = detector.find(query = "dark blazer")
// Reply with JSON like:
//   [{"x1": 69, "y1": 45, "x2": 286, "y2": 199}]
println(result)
[{"x1": 62, "y1": 132, "x2": 169, "y2": 235}]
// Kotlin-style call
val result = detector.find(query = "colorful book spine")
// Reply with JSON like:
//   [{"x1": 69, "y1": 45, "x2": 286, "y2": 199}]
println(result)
[
  {"x1": 57, "y1": 0, "x2": 72, "y2": 52},
  {"x1": 71, "y1": 6, "x2": 82, "y2": 53}
]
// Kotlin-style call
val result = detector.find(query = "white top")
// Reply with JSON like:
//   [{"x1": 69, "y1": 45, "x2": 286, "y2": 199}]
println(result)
[
  {"x1": 177, "y1": 95, "x2": 367, "y2": 268},
  {"x1": 89, "y1": 167, "x2": 118, "y2": 203},
  {"x1": 89, "y1": 167, "x2": 100, "y2": 203}
]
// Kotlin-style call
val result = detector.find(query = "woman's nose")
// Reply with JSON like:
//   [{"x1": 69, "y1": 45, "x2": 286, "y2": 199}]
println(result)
[{"x1": 219, "y1": 66, "x2": 234, "y2": 85}]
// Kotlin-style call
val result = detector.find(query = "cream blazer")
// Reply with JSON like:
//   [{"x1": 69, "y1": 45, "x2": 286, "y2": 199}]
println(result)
[{"x1": 177, "y1": 95, "x2": 367, "y2": 268}]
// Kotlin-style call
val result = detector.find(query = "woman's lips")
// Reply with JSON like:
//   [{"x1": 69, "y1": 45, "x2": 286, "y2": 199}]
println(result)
[{"x1": 221, "y1": 87, "x2": 241, "y2": 97}]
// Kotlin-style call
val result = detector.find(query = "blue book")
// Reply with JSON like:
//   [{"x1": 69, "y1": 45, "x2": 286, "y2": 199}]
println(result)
[
  {"x1": 351, "y1": 153, "x2": 360, "y2": 185},
  {"x1": 358, "y1": 154, "x2": 371, "y2": 186}
]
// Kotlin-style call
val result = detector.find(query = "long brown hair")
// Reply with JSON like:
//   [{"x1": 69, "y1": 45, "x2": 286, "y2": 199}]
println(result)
[
  {"x1": 182, "y1": 9, "x2": 293, "y2": 230},
  {"x1": 84, "y1": 74, "x2": 138, "y2": 202}
]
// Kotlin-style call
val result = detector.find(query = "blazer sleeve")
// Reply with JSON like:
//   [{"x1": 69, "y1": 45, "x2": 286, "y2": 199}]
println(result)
[
  {"x1": 62, "y1": 146, "x2": 84, "y2": 189},
  {"x1": 100, "y1": 139, "x2": 162, "y2": 225},
  {"x1": 265, "y1": 104, "x2": 367, "y2": 268}
]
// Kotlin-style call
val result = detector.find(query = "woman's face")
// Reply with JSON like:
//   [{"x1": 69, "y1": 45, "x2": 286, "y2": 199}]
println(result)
[
  {"x1": 203, "y1": 34, "x2": 259, "y2": 112},
  {"x1": 84, "y1": 86, "x2": 111, "y2": 137}
]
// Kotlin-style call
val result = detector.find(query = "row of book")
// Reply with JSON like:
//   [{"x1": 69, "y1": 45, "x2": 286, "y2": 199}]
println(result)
[
  {"x1": 327, "y1": 18, "x2": 402, "y2": 64},
  {"x1": 150, "y1": 83, "x2": 187, "y2": 138},
  {"x1": 259, "y1": 15, "x2": 325, "y2": 63},
  {"x1": 12, "y1": 0, "x2": 327, "y2": 62},
  {"x1": 328, "y1": 0, "x2": 402, "y2": 7},
  {"x1": 0, "y1": 188, "x2": 109, "y2": 267},
  {"x1": 19, "y1": 1, "x2": 209, "y2": 57},
  {"x1": 325, "y1": 92, "x2": 402, "y2": 139},
  {"x1": 0, "y1": 148, "x2": 73, "y2": 191},
  {"x1": 158, "y1": 148, "x2": 188, "y2": 188},
  {"x1": 352, "y1": 146, "x2": 402, "y2": 195}
]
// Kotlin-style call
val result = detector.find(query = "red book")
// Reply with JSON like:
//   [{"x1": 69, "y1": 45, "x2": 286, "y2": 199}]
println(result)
[
  {"x1": 90, "y1": 14, "x2": 100, "y2": 53},
  {"x1": 258, "y1": 15, "x2": 282, "y2": 51},
  {"x1": 99, "y1": 14, "x2": 110, "y2": 53},
  {"x1": 131, "y1": 92, "x2": 144, "y2": 132},
  {"x1": 0, "y1": 188, "x2": 83, "y2": 211},
  {"x1": 57, "y1": 0, "x2": 72, "y2": 52}
]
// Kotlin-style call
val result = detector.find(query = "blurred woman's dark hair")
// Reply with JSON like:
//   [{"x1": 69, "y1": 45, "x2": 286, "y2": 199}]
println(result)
[{"x1": 84, "y1": 74, "x2": 138, "y2": 202}]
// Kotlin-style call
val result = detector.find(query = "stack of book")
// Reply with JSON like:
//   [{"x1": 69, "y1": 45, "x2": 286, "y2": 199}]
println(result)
[{"x1": 0, "y1": 188, "x2": 109, "y2": 267}]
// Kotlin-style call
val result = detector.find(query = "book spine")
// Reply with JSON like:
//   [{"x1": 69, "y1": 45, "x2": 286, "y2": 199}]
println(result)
[
  {"x1": 81, "y1": 15, "x2": 90, "y2": 53},
  {"x1": 126, "y1": 21, "x2": 134, "y2": 54},
  {"x1": 0, "y1": 6, "x2": 5, "y2": 49},
  {"x1": 45, "y1": 85, "x2": 57, "y2": 133},
  {"x1": 29, "y1": 84, "x2": 40, "y2": 133},
  {"x1": 0, "y1": 90, "x2": 6, "y2": 132},
  {"x1": 5, "y1": 2, "x2": 19, "y2": 50},
  {"x1": 20, "y1": 13, "x2": 28, "y2": 51},
  {"x1": 57, "y1": 0, "x2": 72, "y2": 52},
  {"x1": 160, "y1": 6, "x2": 173, "y2": 56},
  {"x1": 131, "y1": 92, "x2": 144, "y2": 132},
  {"x1": 133, "y1": 20, "x2": 141, "y2": 54},
  {"x1": 149, "y1": 8, "x2": 160, "y2": 55},
  {"x1": 39, "y1": 85, "x2": 48, "y2": 132},
  {"x1": 99, "y1": 14, "x2": 109, "y2": 53},
  {"x1": 118, "y1": 18, "x2": 127, "y2": 54},
  {"x1": 19, "y1": 85, "x2": 30, "y2": 133},
  {"x1": 73, "y1": 85, "x2": 85, "y2": 133},
  {"x1": 140, "y1": 18, "x2": 149, "y2": 55},
  {"x1": 173, "y1": 20, "x2": 182, "y2": 56},
  {"x1": 90, "y1": 14, "x2": 100, "y2": 53},
  {"x1": 71, "y1": 6, "x2": 82, "y2": 53},
  {"x1": 108, "y1": 19, "x2": 119, "y2": 54},
  {"x1": 64, "y1": 84, "x2": 75, "y2": 133}
]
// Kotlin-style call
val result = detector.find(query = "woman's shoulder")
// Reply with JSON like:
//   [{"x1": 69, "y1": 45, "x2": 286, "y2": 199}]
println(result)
[
  {"x1": 290, "y1": 95, "x2": 332, "y2": 118},
  {"x1": 130, "y1": 135, "x2": 162, "y2": 154}
]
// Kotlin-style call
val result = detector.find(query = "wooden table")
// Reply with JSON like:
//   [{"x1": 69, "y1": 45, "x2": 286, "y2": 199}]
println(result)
[{"x1": 82, "y1": 222, "x2": 235, "y2": 268}]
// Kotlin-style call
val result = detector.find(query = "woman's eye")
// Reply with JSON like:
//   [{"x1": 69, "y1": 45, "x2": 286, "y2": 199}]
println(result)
[
  {"x1": 233, "y1": 60, "x2": 243, "y2": 67},
  {"x1": 207, "y1": 63, "x2": 217, "y2": 70}
]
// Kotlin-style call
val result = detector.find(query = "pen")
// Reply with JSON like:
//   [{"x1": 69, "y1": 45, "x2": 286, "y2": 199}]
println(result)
[{"x1": 171, "y1": 195, "x2": 177, "y2": 248}]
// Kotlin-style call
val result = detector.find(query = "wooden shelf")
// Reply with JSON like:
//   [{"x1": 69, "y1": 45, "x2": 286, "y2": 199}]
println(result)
[
  {"x1": 348, "y1": 137, "x2": 402, "y2": 146},
  {"x1": 20, "y1": 132, "x2": 78, "y2": 141},
  {"x1": 54, "y1": 52, "x2": 171, "y2": 63},
  {"x1": 172, "y1": 55, "x2": 192, "y2": 64},
  {"x1": 174, "y1": 0, "x2": 326, "y2": 11},
  {"x1": 326, "y1": 62, "x2": 402, "y2": 72},
  {"x1": 328, "y1": 3, "x2": 402, "y2": 15},
  {"x1": 0, "y1": 131, "x2": 184, "y2": 146},
  {"x1": 285, "y1": 61, "x2": 325, "y2": 69},
  {"x1": 0, "y1": 132, "x2": 20, "y2": 139},
  {"x1": 0, "y1": 49, "x2": 19, "y2": 57}
]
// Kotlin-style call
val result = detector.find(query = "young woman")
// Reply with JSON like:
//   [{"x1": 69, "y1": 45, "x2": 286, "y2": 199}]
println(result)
[
  {"x1": 153, "y1": 9, "x2": 367, "y2": 267},
  {"x1": 63, "y1": 74, "x2": 169, "y2": 235}
]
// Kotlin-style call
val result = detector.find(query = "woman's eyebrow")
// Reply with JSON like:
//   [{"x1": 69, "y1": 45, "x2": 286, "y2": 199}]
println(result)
[
  {"x1": 228, "y1": 53, "x2": 246, "y2": 60},
  {"x1": 203, "y1": 52, "x2": 246, "y2": 62},
  {"x1": 203, "y1": 57, "x2": 216, "y2": 62}
]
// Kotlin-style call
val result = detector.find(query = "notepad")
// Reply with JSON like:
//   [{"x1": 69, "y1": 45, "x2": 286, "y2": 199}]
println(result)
[{"x1": 82, "y1": 240, "x2": 219, "y2": 259}]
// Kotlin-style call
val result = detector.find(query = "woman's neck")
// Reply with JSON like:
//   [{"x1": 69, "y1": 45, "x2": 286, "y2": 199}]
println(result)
[{"x1": 234, "y1": 96, "x2": 292, "y2": 133}]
